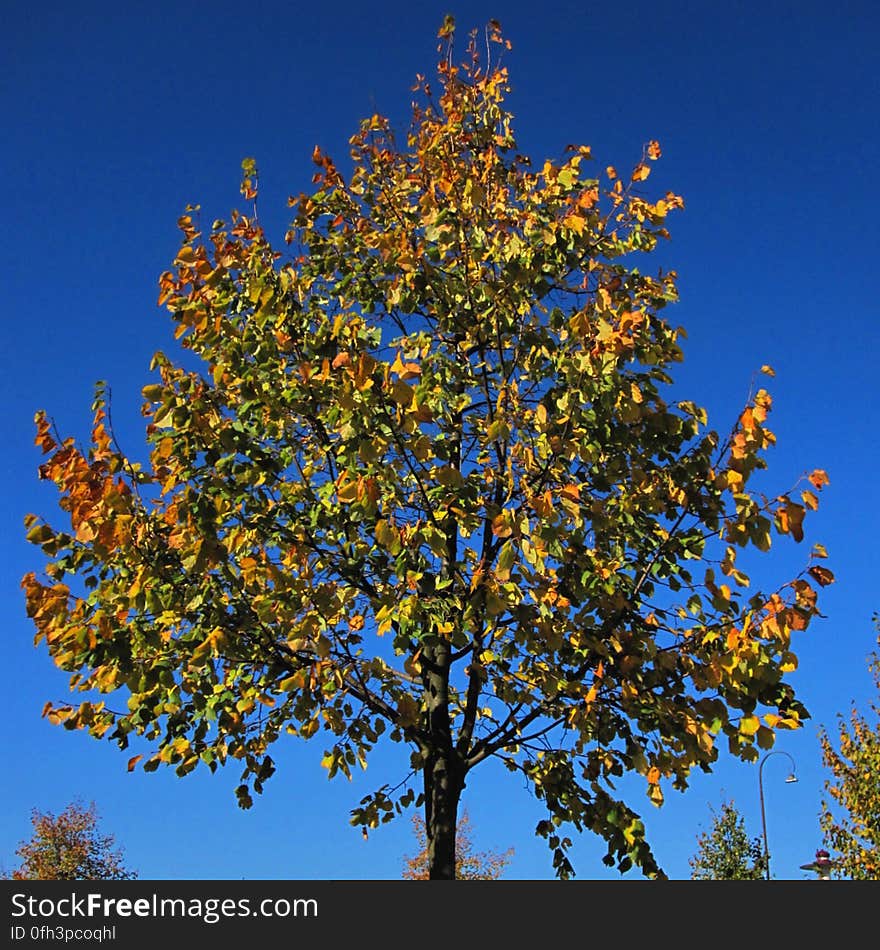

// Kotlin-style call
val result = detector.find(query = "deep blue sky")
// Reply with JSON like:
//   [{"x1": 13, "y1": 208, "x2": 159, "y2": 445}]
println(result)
[{"x1": 3, "y1": 0, "x2": 878, "y2": 880}]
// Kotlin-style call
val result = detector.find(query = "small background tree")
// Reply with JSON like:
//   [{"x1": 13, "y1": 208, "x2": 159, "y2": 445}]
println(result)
[
  {"x1": 403, "y1": 809, "x2": 513, "y2": 880},
  {"x1": 819, "y1": 615, "x2": 880, "y2": 880},
  {"x1": 689, "y1": 798, "x2": 765, "y2": 880},
  {"x1": 2, "y1": 801, "x2": 136, "y2": 881}
]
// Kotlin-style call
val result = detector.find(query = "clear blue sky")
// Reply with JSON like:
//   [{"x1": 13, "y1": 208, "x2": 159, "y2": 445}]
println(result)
[{"x1": 3, "y1": 0, "x2": 878, "y2": 880}]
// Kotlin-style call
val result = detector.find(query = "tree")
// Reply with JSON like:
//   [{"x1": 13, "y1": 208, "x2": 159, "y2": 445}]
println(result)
[
  {"x1": 688, "y1": 798, "x2": 765, "y2": 880},
  {"x1": 22, "y1": 18, "x2": 833, "y2": 880},
  {"x1": 402, "y1": 809, "x2": 513, "y2": 879},
  {"x1": 819, "y1": 616, "x2": 880, "y2": 879},
  {"x1": 2, "y1": 801, "x2": 136, "y2": 880}
]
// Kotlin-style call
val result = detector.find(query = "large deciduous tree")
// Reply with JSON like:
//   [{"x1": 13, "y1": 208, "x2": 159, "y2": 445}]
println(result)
[
  {"x1": 23, "y1": 19, "x2": 832, "y2": 879},
  {"x1": 819, "y1": 616, "x2": 880, "y2": 879},
  {"x1": 3, "y1": 802, "x2": 136, "y2": 881}
]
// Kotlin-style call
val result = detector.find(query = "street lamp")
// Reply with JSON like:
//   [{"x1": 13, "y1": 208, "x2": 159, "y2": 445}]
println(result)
[
  {"x1": 800, "y1": 849, "x2": 835, "y2": 880},
  {"x1": 758, "y1": 750, "x2": 797, "y2": 880}
]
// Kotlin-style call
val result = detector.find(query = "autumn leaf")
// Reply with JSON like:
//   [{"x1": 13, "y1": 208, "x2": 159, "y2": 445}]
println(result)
[
  {"x1": 807, "y1": 566, "x2": 835, "y2": 587},
  {"x1": 809, "y1": 469, "x2": 830, "y2": 490},
  {"x1": 438, "y1": 14, "x2": 455, "y2": 38},
  {"x1": 801, "y1": 489, "x2": 819, "y2": 510},
  {"x1": 739, "y1": 716, "x2": 760, "y2": 736}
]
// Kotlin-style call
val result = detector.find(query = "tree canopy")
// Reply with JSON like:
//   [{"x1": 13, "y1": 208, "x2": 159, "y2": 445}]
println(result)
[
  {"x1": 819, "y1": 615, "x2": 880, "y2": 879},
  {"x1": 3, "y1": 801, "x2": 136, "y2": 881},
  {"x1": 23, "y1": 18, "x2": 832, "y2": 879},
  {"x1": 688, "y1": 798, "x2": 765, "y2": 880}
]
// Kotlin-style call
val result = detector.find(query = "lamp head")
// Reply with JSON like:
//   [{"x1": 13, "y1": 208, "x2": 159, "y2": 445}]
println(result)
[{"x1": 785, "y1": 773, "x2": 798, "y2": 784}]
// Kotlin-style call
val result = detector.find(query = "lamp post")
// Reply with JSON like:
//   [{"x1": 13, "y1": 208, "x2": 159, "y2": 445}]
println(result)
[
  {"x1": 800, "y1": 849, "x2": 835, "y2": 880},
  {"x1": 758, "y1": 751, "x2": 797, "y2": 880}
]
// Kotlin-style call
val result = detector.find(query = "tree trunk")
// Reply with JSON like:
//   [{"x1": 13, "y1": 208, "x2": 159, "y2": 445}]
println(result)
[
  {"x1": 422, "y1": 638, "x2": 465, "y2": 880},
  {"x1": 424, "y1": 749, "x2": 463, "y2": 879}
]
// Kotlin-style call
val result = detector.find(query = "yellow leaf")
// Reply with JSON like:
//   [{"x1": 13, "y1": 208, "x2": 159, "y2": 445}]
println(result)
[
  {"x1": 760, "y1": 364, "x2": 776, "y2": 377},
  {"x1": 336, "y1": 479, "x2": 359, "y2": 503},
  {"x1": 300, "y1": 717, "x2": 319, "y2": 738},
  {"x1": 631, "y1": 164, "x2": 650, "y2": 182},
  {"x1": 279, "y1": 671, "x2": 306, "y2": 692},
  {"x1": 801, "y1": 489, "x2": 819, "y2": 510},
  {"x1": 740, "y1": 716, "x2": 760, "y2": 736},
  {"x1": 375, "y1": 519, "x2": 400, "y2": 551},
  {"x1": 647, "y1": 140, "x2": 661, "y2": 160}
]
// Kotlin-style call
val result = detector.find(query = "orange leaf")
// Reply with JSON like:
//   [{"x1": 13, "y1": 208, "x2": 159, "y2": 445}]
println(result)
[
  {"x1": 808, "y1": 469, "x2": 830, "y2": 490},
  {"x1": 127, "y1": 754, "x2": 143, "y2": 772},
  {"x1": 631, "y1": 164, "x2": 651, "y2": 182},
  {"x1": 577, "y1": 187, "x2": 599, "y2": 210},
  {"x1": 647, "y1": 140, "x2": 661, "y2": 160},
  {"x1": 34, "y1": 412, "x2": 57, "y2": 454}
]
